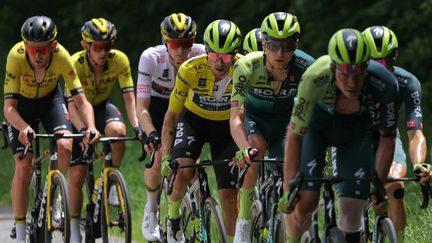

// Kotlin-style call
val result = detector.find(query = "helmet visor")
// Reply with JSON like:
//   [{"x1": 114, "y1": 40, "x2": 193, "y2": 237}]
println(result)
[
  {"x1": 208, "y1": 52, "x2": 234, "y2": 63},
  {"x1": 264, "y1": 39, "x2": 296, "y2": 53},
  {"x1": 91, "y1": 42, "x2": 112, "y2": 52}
]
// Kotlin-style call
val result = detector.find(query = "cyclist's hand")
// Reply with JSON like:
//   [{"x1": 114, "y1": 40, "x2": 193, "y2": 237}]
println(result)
[
  {"x1": 278, "y1": 191, "x2": 298, "y2": 214},
  {"x1": 19, "y1": 125, "x2": 34, "y2": 145},
  {"x1": 147, "y1": 131, "x2": 161, "y2": 150},
  {"x1": 370, "y1": 194, "x2": 388, "y2": 214},
  {"x1": 414, "y1": 163, "x2": 432, "y2": 185},
  {"x1": 235, "y1": 147, "x2": 258, "y2": 167},
  {"x1": 134, "y1": 126, "x2": 143, "y2": 139},
  {"x1": 86, "y1": 128, "x2": 100, "y2": 144},
  {"x1": 161, "y1": 155, "x2": 173, "y2": 177}
]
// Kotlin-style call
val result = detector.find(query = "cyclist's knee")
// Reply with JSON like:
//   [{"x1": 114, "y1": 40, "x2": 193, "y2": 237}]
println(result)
[
  {"x1": 247, "y1": 134, "x2": 267, "y2": 154},
  {"x1": 385, "y1": 181, "x2": 405, "y2": 200},
  {"x1": 14, "y1": 161, "x2": 33, "y2": 182},
  {"x1": 338, "y1": 197, "x2": 367, "y2": 233},
  {"x1": 105, "y1": 122, "x2": 126, "y2": 137},
  {"x1": 68, "y1": 166, "x2": 86, "y2": 188},
  {"x1": 295, "y1": 190, "x2": 319, "y2": 217},
  {"x1": 57, "y1": 138, "x2": 73, "y2": 155}
]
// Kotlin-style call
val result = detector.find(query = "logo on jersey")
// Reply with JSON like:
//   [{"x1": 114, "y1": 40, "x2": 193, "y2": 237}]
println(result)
[
  {"x1": 386, "y1": 102, "x2": 396, "y2": 128},
  {"x1": 407, "y1": 120, "x2": 416, "y2": 129},
  {"x1": 293, "y1": 97, "x2": 307, "y2": 121},
  {"x1": 67, "y1": 70, "x2": 75, "y2": 76},
  {"x1": 78, "y1": 56, "x2": 85, "y2": 63},
  {"x1": 410, "y1": 91, "x2": 422, "y2": 117},
  {"x1": 17, "y1": 47, "x2": 25, "y2": 54},
  {"x1": 162, "y1": 69, "x2": 169, "y2": 78},
  {"x1": 198, "y1": 79, "x2": 206, "y2": 88}
]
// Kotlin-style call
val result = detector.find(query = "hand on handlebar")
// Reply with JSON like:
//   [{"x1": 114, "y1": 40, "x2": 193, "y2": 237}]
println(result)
[
  {"x1": 85, "y1": 128, "x2": 100, "y2": 144},
  {"x1": 414, "y1": 163, "x2": 432, "y2": 185},
  {"x1": 161, "y1": 155, "x2": 173, "y2": 177},
  {"x1": 235, "y1": 147, "x2": 258, "y2": 167},
  {"x1": 19, "y1": 125, "x2": 34, "y2": 146}
]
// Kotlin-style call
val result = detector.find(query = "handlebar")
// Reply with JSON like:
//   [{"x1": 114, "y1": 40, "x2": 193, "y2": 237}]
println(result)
[
  {"x1": 237, "y1": 157, "x2": 284, "y2": 188},
  {"x1": 98, "y1": 136, "x2": 146, "y2": 161}
]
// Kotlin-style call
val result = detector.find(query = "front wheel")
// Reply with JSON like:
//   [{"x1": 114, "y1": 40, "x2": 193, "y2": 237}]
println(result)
[
  {"x1": 44, "y1": 173, "x2": 70, "y2": 242},
  {"x1": 251, "y1": 199, "x2": 263, "y2": 243},
  {"x1": 204, "y1": 197, "x2": 227, "y2": 243},
  {"x1": 376, "y1": 217, "x2": 397, "y2": 243},
  {"x1": 101, "y1": 170, "x2": 132, "y2": 243},
  {"x1": 272, "y1": 212, "x2": 286, "y2": 243}
]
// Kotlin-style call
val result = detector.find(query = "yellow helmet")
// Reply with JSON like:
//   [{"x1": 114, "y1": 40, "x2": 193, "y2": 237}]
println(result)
[
  {"x1": 160, "y1": 13, "x2": 197, "y2": 40},
  {"x1": 81, "y1": 18, "x2": 117, "y2": 43}
]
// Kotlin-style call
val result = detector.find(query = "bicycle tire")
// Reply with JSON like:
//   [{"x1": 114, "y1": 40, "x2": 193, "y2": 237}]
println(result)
[
  {"x1": 44, "y1": 173, "x2": 71, "y2": 242},
  {"x1": 377, "y1": 217, "x2": 397, "y2": 243},
  {"x1": 204, "y1": 197, "x2": 227, "y2": 243},
  {"x1": 29, "y1": 174, "x2": 45, "y2": 243},
  {"x1": 82, "y1": 176, "x2": 96, "y2": 243},
  {"x1": 324, "y1": 226, "x2": 344, "y2": 243},
  {"x1": 251, "y1": 199, "x2": 263, "y2": 243},
  {"x1": 157, "y1": 178, "x2": 169, "y2": 243},
  {"x1": 101, "y1": 170, "x2": 132, "y2": 243}
]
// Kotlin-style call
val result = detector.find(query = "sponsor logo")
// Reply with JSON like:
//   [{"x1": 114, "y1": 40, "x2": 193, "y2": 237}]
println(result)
[
  {"x1": 407, "y1": 120, "x2": 416, "y2": 128},
  {"x1": 293, "y1": 97, "x2": 307, "y2": 121},
  {"x1": 198, "y1": 78, "x2": 206, "y2": 87},
  {"x1": 162, "y1": 69, "x2": 169, "y2": 78},
  {"x1": 386, "y1": 102, "x2": 396, "y2": 128},
  {"x1": 289, "y1": 121, "x2": 296, "y2": 130}
]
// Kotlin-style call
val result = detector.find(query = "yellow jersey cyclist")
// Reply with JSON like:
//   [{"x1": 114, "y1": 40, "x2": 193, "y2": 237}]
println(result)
[
  {"x1": 279, "y1": 29, "x2": 401, "y2": 243},
  {"x1": 136, "y1": 13, "x2": 206, "y2": 241},
  {"x1": 3, "y1": 16, "x2": 98, "y2": 243},
  {"x1": 160, "y1": 19, "x2": 242, "y2": 242},
  {"x1": 230, "y1": 12, "x2": 315, "y2": 243},
  {"x1": 363, "y1": 26, "x2": 431, "y2": 243},
  {"x1": 242, "y1": 27, "x2": 264, "y2": 54},
  {"x1": 65, "y1": 18, "x2": 140, "y2": 243}
]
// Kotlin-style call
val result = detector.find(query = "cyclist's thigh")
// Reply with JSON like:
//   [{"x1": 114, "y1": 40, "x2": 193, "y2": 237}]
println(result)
[
  {"x1": 40, "y1": 88, "x2": 73, "y2": 133},
  {"x1": 392, "y1": 129, "x2": 406, "y2": 166},
  {"x1": 208, "y1": 120, "x2": 238, "y2": 189},
  {"x1": 148, "y1": 96, "x2": 169, "y2": 134},
  {"x1": 171, "y1": 110, "x2": 204, "y2": 162},
  {"x1": 333, "y1": 135, "x2": 373, "y2": 200},
  {"x1": 7, "y1": 121, "x2": 36, "y2": 155},
  {"x1": 93, "y1": 100, "x2": 124, "y2": 133},
  {"x1": 299, "y1": 124, "x2": 327, "y2": 191}
]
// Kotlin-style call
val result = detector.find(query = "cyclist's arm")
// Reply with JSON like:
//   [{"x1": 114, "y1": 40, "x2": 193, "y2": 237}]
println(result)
[
  {"x1": 123, "y1": 92, "x2": 139, "y2": 128},
  {"x1": 161, "y1": 66, "x2": 191, "y2": 156},
  {"x1": 136, "y1": 51, "x2": 156, "y2": 135},
  {"x1": 67, "y1": 100, "x2": 87, "y2": 131},
  {"x1": 375, "y1": 136, "x2": 396, "y2": 182},
  {"x1": 3, "y1": 99, "x2": 28, "y2": 131},
  {"x1": 72, "y1": 93, "x2": 96, "y2": 131},
  {"x1": 407, "y1": 129, "x2": 426, "y2": 164},
  {"x1": 230, "y1": 59, "x2": 250, "y2": 149},
  {"x1": 283, "y1": 130, "x2": 302, "y2": 192}
]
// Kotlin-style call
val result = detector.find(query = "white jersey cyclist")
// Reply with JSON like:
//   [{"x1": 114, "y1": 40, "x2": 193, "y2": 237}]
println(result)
[{"x1": 137, "y1": 43, "x2": 206, "y2": 99}]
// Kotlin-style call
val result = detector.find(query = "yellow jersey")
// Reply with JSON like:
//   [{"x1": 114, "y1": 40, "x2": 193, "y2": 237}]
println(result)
[
  {"x1": 4, "y1": 41, "x2": 83, "y2": 99},
  {"x1": 66, "y1": 49, "x2": 134, "y2": 105},
  {"x1": 169, "y1": 54, "x2": 242, "y2": 121}
]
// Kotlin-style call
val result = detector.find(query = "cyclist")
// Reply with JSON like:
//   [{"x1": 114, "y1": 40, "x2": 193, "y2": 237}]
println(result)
[
  {"x1": 65, "y1": 18, "x2": 140, "y2": 243},
  {"x1": 136, "y1": 13, "x2": 205, "y2": 241},
  {"x1": 3, "y1": 16, "x2": 98, "y2": 243},
  {"x1": 160, "y1": 19, "x2": 242, "y2": 242},
  {"x1": 230, "y1": 12, "x2": 315, "y2": 242},
  {"x1": 242, "y1": 28, "x2": 264, "y2": 54},
  {"x1": 278, "y1": 28, "x2": 400, "y2": 243},
  {"x1": 363, "y1": 25, "x2": 430, "y2": 243}
]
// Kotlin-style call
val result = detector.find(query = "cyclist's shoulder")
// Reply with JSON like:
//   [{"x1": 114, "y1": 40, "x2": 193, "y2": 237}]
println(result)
[
  {"x1": 71, "y1": 50, "x2": 86, "y2": 63},
  {"x1": 393, "y1": 66, "x2": 420, "y2": 86},
  {"x1": 7, "y1": 41, "x2": 26, "y2": 61},
  {"x1": 235, "y1": 52, "x2": 264, "y2": 74},
  {"x1": 107, "y1": 49, "x2": 130, "y2": 66},
  {"x1": 366, "y1": 60, "x2": 397, "y2": 88},
  {"x1": 302, "y1": 55, "x2": 333, "y2": 82},
  {"x1": 293, "y1": 49, "x2": 315, "y2": 68},
  {"x1": 51, "y1": 42, "x2": 71, "y2": 58},
  {"x1": 181, "y1": 54, "x2": 208, "y2": 70},
  {"x1": 142, "y1": 44, "x2": 167, "y2": 58}
]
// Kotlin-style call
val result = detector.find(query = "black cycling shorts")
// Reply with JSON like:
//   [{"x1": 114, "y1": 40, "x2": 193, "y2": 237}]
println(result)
[
  {"x1": 93, "y1": 100, "x2": 124, "y2": 132},
  {"x1": 141, "y1": 96, "x2": 169, "y2": 141}
]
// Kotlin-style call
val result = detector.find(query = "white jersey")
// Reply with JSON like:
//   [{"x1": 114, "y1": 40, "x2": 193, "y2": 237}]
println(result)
[{"x1": 136, "y1": 43, "x2": 206, "y2": 99}]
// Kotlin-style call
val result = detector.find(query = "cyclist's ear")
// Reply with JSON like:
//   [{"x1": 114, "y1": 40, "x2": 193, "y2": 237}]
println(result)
[
  {"x1": 50, "y1": 40, "x2": 58, "y2": 49},
  {"x1": 81, "y1": 40, "x2": 88, "y2": 50}
]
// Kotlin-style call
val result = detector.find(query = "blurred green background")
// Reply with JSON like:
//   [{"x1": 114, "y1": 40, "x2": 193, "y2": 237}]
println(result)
[{"x1": 1, "y1": 0, "x2": 432, "y2": 241}]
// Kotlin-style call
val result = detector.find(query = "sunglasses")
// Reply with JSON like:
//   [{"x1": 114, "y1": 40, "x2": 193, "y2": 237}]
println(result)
[
  {"x1": 207, "y1": 52, "x2": 234, "y2": 63},
  {"x1": 166, "y1": 38, "x2": 194, "y2": 50},
  {"x1": 265, "y1": 39, "x2": 296, "y2": 53},
  {"x1": 375, "y1": 58, "x2": 393, "y2": 69},
  {"x1": 91, "y1": 43, "x2": 112, "y2": 52},
  {"x1": 26, "y1": 45, "x2": 50, "y2": 55},
  {"x1": 336, "y1": 62, "x2": 368, "y2": 74}
]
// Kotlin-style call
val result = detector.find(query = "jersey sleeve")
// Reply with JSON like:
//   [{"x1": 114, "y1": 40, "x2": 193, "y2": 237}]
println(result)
[
  {"x1": 136, "y1": 50, "x2": 156, "y2": 98},
  {"x1": 115, "y1": 51, "x2": 134, "y2": 93},
  {"x1": 289, "y1": 56, "x2": 331, "y2": 136},
  {"x1": 402, "y1": 75, "x2": 422, "y2": 130},
  {"x1": 375, "y1": 71, "x2": 399, "y2": 137},
  {"x1": 4, "y1": 47, "x2": 22, "y2": 99},
  {"x1": 231, "y1": 57, "x2": 250, "y2": 109},
  {"x1": 58, "y1": 46, "x2": 83, "y2": 96},
  {"x1": 168, "y1": 64, "x2": 192, "y2": 114}
]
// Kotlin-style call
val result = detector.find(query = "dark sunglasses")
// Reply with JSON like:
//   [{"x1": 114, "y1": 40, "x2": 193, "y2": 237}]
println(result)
[
  {"x1": 166, "y1": 38, "x2": 194, "y2": 50},
  {"x1": 91, "y1": 43, "x2": 112, "y2": 52},
  {"x1": 265, "y1": 39, "x2": 296, "y2": 53},
  {"x1": 207, "y1": 52, "x2": 234, "y2": 63}
]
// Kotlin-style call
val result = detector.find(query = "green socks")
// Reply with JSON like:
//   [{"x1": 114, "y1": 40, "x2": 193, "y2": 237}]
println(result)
[
  {"x1": 239, "y1": 187, "x2": 254, "y2": 220},
  {"x1": 227, "y1": 235, "x2": 234, "y2": 243},
  {"x1": 396, "y1": 230, "x2": 404, "y2": 243},
  {"x1": 168, "y1": 198, "x2": 181, "y2": 219},
  {"x1": 287, "y1": 235, "x2": 301, "y2": 243}
]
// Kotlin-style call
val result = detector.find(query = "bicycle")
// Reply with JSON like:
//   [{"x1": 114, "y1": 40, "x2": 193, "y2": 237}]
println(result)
[
  {"x1": 362, "y1": 177, "x2": 431, "y2": 243},
  {"x1": 239, "y1": 158, "x2": 285, "y2": 243},
  {"x1": 161, "y1": 159, "x2": 228, "y2": 243},
  {"x1": 80, "y1": 135, "x2": 145, "y2": 243},
  {"x1": 2, "y1": 122, "x2": 87, "y2": 243}
]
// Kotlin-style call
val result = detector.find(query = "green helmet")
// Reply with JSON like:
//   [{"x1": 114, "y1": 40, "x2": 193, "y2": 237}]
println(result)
[
  {"x1": 204, "y1": 19, "x2": 242, "y2": 54},
  {"x1": 243, "y1": 28, "x2": 264, "y2": 54},
  {"x1": 328, "y1": 28, "x2": 370, "y2": 65},
  {"x1": 261, "y1": 12, "x2": 300, "y2": 39},
  {"x1": 362, "y1": 26, "x2": 398, "y2": 59}
]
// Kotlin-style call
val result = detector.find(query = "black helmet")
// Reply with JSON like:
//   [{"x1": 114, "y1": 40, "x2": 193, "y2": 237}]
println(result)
[
  {"x1": 81, "y1": 18, "x2": 117, "y2": 43},
  {"x1": 21, "y1": 16, "x2": 57, "y2": 42}
]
